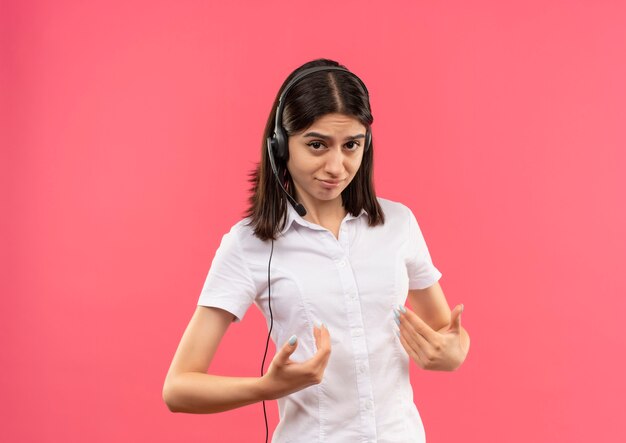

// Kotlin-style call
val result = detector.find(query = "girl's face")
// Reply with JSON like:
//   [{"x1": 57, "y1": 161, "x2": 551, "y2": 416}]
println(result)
[{"x1": 286, "y1": 113, "x2": 366, "y2": 208}]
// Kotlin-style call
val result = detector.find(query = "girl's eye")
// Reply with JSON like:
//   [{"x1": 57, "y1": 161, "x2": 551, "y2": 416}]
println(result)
[
  {"x1": 307, "y1": 141, "x2": 360, "y2": 151},
  {"x1": 345, "y1": 141, "x2": 360, "y2": 150},
  {"x1": 308, "y1": 141, "x2": 324, "y2": 150}
]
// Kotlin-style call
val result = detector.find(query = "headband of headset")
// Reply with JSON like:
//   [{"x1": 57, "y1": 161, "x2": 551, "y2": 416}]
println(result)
[{"x1": 268, "y1": 65, "x2": 372, "y2": 161}]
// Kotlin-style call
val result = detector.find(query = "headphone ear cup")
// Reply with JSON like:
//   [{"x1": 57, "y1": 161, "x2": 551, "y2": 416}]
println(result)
[
  {"x1": 275, "y1": 126, "x2": 289, "y2": 161},
  {"x1": 268, "y1": 136, "x2": 280, "y2": 159}
]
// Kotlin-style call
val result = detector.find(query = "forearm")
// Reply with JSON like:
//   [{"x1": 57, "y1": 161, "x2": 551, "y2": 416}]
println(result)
[{"x1": 163, "y1": 372, "x2": 266, "y2": 414}]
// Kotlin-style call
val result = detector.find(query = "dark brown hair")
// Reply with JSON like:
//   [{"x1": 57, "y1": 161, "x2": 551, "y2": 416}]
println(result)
[{"x1": 243, "y1": 58, "x2": 385, "y2": 241}]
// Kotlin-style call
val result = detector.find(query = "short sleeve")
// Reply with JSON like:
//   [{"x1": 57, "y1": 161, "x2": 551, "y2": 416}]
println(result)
[
  {"x1": 405, "y1": 206, "x2": 443, "y2": 290},
  {"x1": 197, "y1": 225, "x2": 257, "y2": 322}
]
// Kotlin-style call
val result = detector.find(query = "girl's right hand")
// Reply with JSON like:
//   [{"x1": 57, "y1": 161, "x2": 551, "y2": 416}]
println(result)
[{"x1": 259, "y1": 324, "x2": 332, "y2": 400}]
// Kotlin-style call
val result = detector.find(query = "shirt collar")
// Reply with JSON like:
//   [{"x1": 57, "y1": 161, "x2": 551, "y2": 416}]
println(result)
[{"x1": 279, "y1": 202, "x2": 368, "y2": 235}]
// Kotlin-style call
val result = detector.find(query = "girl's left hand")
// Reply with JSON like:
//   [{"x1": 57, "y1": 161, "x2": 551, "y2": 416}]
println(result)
[{"x1": 394, "y1": 304, "x2": 468, "y2": 371}]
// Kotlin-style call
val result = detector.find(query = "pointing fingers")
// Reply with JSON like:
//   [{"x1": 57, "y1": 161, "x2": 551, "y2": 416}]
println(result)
[
  {"x1": 395, "y1": 305, "x2": 437, "y2": 342},
  {"x1": 395, "y1": 306, "x2": 431, "y2": 362},
  {"x1": 312, "y1": 323, "x2": 332, "y2": 362}
]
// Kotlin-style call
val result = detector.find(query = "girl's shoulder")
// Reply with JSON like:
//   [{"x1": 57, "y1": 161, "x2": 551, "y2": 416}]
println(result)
[{"x1": 375, "y1": 196, "x2": 413, "y2": 220}]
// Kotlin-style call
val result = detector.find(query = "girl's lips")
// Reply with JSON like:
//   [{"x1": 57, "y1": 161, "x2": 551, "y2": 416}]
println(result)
[{"x1": 318, "y1": 179, "x2": 342, "y2": 188}]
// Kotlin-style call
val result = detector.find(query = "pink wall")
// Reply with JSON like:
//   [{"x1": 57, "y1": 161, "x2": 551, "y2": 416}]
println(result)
[{"x1": 3, "y1": 0, "x2": 625, "y2": 441}]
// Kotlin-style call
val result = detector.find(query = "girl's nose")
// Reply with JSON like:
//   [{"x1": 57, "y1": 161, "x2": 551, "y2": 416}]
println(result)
[{"x1": 324, "y1": 148, "x2": 346, "y2": 175}]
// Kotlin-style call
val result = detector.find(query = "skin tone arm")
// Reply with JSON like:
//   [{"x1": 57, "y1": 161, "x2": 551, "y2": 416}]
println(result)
[
  {"x1": 162, "y1": 306, "x2": 332, "y2": 414},
  {"x1": 394, "y1": 281, "x2": 470, "y2": 371}
]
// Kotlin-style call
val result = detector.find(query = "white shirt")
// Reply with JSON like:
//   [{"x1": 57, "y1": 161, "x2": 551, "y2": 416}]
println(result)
[{"x1": 198, "y1": 197, "x2": 442, "y2": 443}]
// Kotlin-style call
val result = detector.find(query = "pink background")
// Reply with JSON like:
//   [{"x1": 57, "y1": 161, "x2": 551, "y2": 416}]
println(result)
[{"x1": 3, "y1": 0, "x2": 625, "y2": 441}]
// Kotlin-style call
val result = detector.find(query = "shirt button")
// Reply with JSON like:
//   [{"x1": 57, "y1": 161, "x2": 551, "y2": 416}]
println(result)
[
  {"x1": 358, "y1": 365, "x2": 366, "y2": 374},
  {"x1": 366, "y1": 400, "x2": 374, "y2": 410},
  {"x1": 337, "y1": 259, "x2": 346, "y2": 267},
  {"x1": 351, "y1": 328, "x2": 364, "y2": 337},
  {"x1": 349, "y1": 292, "x2": 357, "y2": 300}
]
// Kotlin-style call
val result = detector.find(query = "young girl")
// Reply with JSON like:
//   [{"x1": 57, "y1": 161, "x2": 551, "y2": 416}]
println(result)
[{"x1": 163, "y1": 58, "x2": 470, "y2": 443}]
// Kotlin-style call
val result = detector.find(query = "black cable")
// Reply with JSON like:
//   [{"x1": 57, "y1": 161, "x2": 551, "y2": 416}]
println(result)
[{"x1": 261, "y1": 237, "x2": 275, "y2": 443}]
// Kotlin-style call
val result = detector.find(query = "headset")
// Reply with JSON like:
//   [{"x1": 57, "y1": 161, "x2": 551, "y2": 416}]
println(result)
[
  {"x1": 260, "y1": 65, "x2": 372, "y2": 442},
  {"x1": 265, "y1": 65, "x2": 372, "y2": 218}
]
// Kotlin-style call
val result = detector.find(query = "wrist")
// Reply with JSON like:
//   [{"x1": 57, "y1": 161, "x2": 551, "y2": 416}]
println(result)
[{"x1": 255, "y1": 374, "x2": 277, "y2": 401}]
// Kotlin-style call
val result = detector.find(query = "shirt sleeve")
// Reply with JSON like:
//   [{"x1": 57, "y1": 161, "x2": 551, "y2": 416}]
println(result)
[
  {"x1": 197, "y1": 225, "x2": 257, "y2": 322},
  {"x1": 405, "y1": 206, "x2": 443, "y2": 290}
]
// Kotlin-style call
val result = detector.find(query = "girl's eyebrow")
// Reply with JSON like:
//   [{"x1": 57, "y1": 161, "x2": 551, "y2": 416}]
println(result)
[{"x1": 302, "y1": 131, "x2": 366, "y2": 141}]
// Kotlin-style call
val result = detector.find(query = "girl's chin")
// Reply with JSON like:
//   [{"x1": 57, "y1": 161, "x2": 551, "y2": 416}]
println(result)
[{"x1": 307, "y1": 189, "x2": 342, "y2": 202}]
